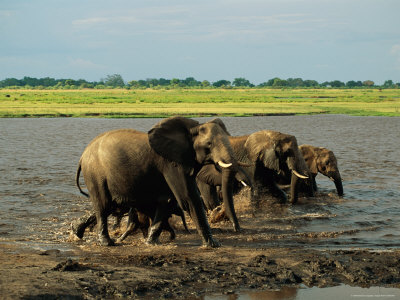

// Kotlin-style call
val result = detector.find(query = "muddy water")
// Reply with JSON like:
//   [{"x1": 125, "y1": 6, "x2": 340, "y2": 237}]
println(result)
[
  {"x1": 0, "y1": 115, "x2": 400, "y2": 250},
  {"x1": 205, "y1": 285, "x2": 400, "y2": 300}
]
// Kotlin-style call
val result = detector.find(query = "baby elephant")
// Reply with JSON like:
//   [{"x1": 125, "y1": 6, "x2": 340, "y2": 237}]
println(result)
[
  {"x1": 72, "y1": 195, "x2": 189, "y2": 244},
  {"x1": 299, "y1": 144, "x2": 343, "y2": 196},
  {"x1": 117, "y1": 198, "x2": 190, "y2": 243}
]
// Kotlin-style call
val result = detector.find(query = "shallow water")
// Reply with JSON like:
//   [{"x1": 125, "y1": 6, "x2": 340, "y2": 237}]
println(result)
[
  {"x1": 205, "y1": 285, "x2": 400, "y2": 299},
  {"x1": 0, "y1": 115, "x2": 400, "y2": 250}
]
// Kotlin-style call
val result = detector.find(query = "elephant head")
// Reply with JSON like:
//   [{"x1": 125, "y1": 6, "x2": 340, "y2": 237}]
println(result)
[
  {"x1": 299, "y1": 145, "x2": 343, "y2": 196},
  {"x1": 245, "y1": 130, "x2": 312, "y2": 204},
  {"x1": 148, "y1": 116, "x2": 242, "y2": 232}
]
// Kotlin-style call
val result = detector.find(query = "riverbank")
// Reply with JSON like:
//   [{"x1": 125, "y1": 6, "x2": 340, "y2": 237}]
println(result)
[
  {"x1": 1, "y1": 236, "x2": 399, "y2": 299},
  {"x1": 1, "y1": 88, "x2": 399, "y2": 117}
]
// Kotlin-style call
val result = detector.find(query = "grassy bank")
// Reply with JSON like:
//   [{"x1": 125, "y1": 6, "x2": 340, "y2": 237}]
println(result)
[{"x1": 1, "y1": 88, "x2": 399, "y2": 117}]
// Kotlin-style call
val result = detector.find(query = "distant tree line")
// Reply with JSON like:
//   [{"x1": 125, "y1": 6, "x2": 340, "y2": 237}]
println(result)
[{"x1": 0, "y1": 74, "x2": 399, "y2": 89}]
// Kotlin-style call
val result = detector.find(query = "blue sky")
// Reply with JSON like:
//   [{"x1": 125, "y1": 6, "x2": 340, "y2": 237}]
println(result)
[{"x1": 1, "y1": 0, "x2": 399, "y2": 84}]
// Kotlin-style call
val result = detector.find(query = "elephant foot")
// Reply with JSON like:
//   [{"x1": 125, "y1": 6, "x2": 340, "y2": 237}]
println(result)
[
  {"x1": 203, "y1": 236, "x2": 221, "y2": 248},
  {"x1": 277, "y1": 194, "x2": 288, "y2": 204},
  {"x1": 169, "y1": 233, "x2": 176, "y2": 241},
  {"x1": 145, "y1": 238, "x2": 160, "y2": 245},
  {"x1": 233, "y1": 224, "x2": 241, "y2": 233},
  {"x1": 98, "y1": 235, "x2": 115, "y2": 246},
  {"x1": 71, "y1": 222, "x2": 85, "y2": 239}
]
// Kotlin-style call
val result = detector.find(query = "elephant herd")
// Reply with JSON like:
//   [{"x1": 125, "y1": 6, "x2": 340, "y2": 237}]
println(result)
[{"x1": 73, "y1": 116, "x2": 343, "y2": 248}]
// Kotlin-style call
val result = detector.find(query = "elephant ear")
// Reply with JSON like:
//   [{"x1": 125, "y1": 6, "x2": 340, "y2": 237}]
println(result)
[
  {"x1": 148, "y1": 116, "x2": 199, "y2": 167},
  {"x1": 208, "y1": 118, "x2": 231, "y2": 136},
  {"x1": 300, "y1": 145, "x2": 318, "y2": 175},
  {"x1": 245, "y1": 131, "x2": 279, "y2": 172},
  {"x1": 196, "y1": 164, "x2": 222, "y2": 186}
]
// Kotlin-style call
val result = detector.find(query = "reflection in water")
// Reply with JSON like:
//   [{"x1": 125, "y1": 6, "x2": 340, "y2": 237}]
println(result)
[
  {"x1": 204, "y1": 287, "x2": 297, "y2": 299},
  {"x1": 0, "y1": 115, "x2": 400, "y2": 249},
  {"x1": 204, "y1": 285, "x2": 400, "y2": 300},
  {"x1": 239, "y1": 287, "x2": 297, "y2": 300}
]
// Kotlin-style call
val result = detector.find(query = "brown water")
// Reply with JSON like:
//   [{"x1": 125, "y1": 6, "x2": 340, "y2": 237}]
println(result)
[
  {"x1": 1, "y1": 115, "x2": 399, "y2": 250},
  {"x1": 205, "y1": 285, "x2": 400, "y2": 299}
]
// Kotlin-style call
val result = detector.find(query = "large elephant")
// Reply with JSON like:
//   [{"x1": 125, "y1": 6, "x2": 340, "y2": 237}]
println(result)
[
  {"x1": 299, "y1": 144, "x2": 343, "y2": 196},
  {"x1": 76, "y1": 116, "x2": 240, "y2": 247},
  {"x1": 232, "y1": 130, "x2": 312, "y2": 205}
]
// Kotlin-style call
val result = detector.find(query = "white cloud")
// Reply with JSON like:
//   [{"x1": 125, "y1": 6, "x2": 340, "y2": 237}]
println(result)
[
  {"x1": 0, "y1": 10, "x2": 12, "y2": 17},
  {"x1": 390, "y1": 45, "x2": 400, "y2": 55},
  {"x1": 72, "y1": 17, "x2": 110, "y2": 26}
]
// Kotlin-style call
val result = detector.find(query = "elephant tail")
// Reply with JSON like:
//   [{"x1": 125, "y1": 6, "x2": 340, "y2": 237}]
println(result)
[{"x1": 76, "y1": 163, "x2": 89, "y2": 198}]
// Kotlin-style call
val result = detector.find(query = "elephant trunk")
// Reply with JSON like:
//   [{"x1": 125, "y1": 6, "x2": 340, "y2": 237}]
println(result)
[
  {"x1": 287, "y1": 156, "x2": 310, "y2": 204},
  {"x1": 221, "y1": 167, "x2": 240, "y2": 232},
  {"x1": 290, "y1": 171, "x2": 300, "y2": 204},
  {"x1": 331, "y1": 172, "x2": 344, "y2": 196},
  {"x1": 178, "y1": 210, "x2": 190, "y2": 233}
]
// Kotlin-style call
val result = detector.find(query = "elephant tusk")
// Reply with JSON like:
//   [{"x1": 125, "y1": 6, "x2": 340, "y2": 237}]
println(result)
[
  {"x1": 240, "y1": 180, "x2": 248, "y2": 187},
  {"x1": 292, "y1": 170, "x2": 309, "y2": 179},
  {"x1": 218, "y1": 161, "x2": 233, "y2": 168}
]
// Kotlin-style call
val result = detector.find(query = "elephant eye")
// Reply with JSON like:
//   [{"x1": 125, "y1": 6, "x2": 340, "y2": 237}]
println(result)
[{"x1": 199, "y1": 126, "x2": 207, "y2": 134}]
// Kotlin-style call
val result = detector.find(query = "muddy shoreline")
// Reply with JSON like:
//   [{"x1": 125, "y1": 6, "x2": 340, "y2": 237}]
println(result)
[{"x1": 1, "y1": 230, "x2": 400, "y2": 299}]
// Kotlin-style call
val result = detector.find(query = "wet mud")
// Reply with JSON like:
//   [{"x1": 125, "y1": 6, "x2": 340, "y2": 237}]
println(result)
[{"x1": 1, "y1": 234, "x2": 400, "y2": 299}]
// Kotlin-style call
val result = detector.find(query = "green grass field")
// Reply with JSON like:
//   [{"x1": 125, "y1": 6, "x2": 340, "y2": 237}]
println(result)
[{"x1": 1, "y1": 88, "x2": 399, "y2": 117}]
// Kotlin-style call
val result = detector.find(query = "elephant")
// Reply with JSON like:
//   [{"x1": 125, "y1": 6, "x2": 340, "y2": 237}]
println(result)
[
  {"x1": 117, "y1": 195, "x2": 190, "y2": 243},
  {"x1": 75, "y1": 116, "x2": 241, "y2": 247},
  {"x1": 232, "y1": 130, "x2": 312, "y2": 205},
  {"x1": 299, "y1": 144, "x2": 344, "y2": 196},
  {"x1": 194, "y1": 130, "x2": 312, "y2": 208},
  {"x1": 241, "y1": 130, "x2": 313, "y2": 205},
  {"x1": 72, "y1": 194, "x2": 189, "y2": 243},
  {"x1": 196, "y1": 164, "x2": 252, "y2": 213}
]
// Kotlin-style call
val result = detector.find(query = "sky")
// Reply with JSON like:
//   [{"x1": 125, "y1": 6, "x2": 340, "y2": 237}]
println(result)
[{"x1": 1, "y1": 0, "x2": 399, "y2": 85}]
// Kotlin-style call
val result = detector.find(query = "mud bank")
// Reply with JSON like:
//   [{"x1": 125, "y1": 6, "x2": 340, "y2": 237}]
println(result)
[{"x1": 1, "y1": 238, "x2": 399, "y2": 299}]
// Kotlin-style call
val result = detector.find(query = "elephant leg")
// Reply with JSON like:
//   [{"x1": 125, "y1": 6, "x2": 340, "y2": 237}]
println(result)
[
  {"x1": 91, "y1": 182, "x2": 114, "y2": 246},
  {"x1": 197, "y1": 181, "x2": 220, "y2": 211},
  {"x1": 117, "y1": 208, "x2": 140, "y2": 243},
  {"x1": 117, "y1": 222, "x2": 138, "y2": 242},
  {"x1": 221, "y1": 168, "x2": 240, "y2": 232},
  {"x1": 163, "y1": 165, "x2": 220, "y2": 248},
  {"x1": 268, "y1": 181, "x2": 288, "y2": 204},
  {"x1": 112, "y1": 213, "x2": 123, "y2": 230},
  {"x1": 96, "y1": 209, "x2": 114, "y2": 246},
  {"x1": 137, "y1": 212, "x2": 150, "y2": 238},
  {"x1": 179, "y1": 213, "x2": 190, "y2": 234},
  {"x1": 73, "y1": 213, "x2": 97, "y2": 239},
  {"x1": 162, "y1": 220, "x2": 176, "y2": 241},
  {"x1": 146, "y1": 207, "x2": 164, "y2": 245},
  {"x1": 250, "y1": 187, "x2": 259, "y2": 209}
]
